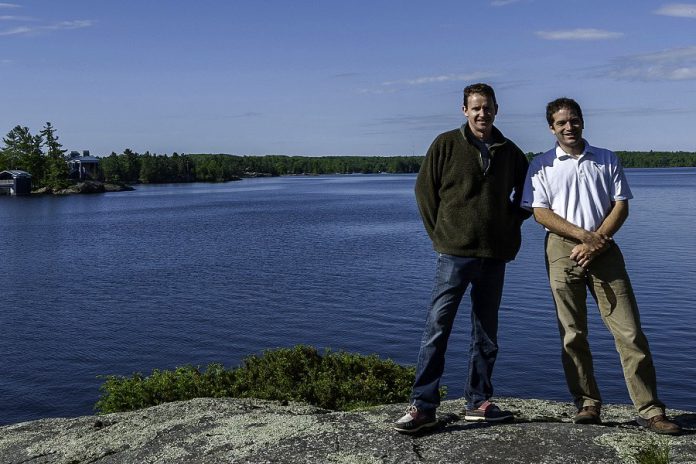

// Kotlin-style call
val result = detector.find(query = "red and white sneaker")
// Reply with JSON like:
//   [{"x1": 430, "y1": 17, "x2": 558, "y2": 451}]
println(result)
[
  {"x1": 393, "y1": 405, "x2": 438, "y2": 433},
  {"x1": 464, "y1": 400, "x2": 514, "y2": 422}
]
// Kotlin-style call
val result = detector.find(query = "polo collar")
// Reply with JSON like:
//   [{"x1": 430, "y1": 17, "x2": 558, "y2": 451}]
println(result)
[{"x1": 555, "y1": 139, "x2": 592, "y2": 160}]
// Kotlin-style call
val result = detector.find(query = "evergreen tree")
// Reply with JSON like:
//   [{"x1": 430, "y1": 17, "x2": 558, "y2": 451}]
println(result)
[
  {"x1": 40, "y1": 122, "x2": 70, "y2": 188},
  {"x1": 40, "y1": 122, "x2": 66, "y2": 158},
  {"x1": 1, "y1": 125, "x2": 45, "y2": 183}
]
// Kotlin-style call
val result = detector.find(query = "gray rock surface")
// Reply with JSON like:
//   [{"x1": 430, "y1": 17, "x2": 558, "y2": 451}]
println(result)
[{"x1": 1, "y1": 397, "x2": 695, "y2": 463}]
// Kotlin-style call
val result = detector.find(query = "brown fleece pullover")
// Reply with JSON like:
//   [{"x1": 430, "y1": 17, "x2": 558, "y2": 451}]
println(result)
[{"x1": 415, "y1": 124, "x2": 530, "y2": 261}]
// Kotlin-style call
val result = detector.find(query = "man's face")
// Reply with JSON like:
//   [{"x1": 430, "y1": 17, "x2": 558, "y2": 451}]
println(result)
[
  {"x1": 463, "y1": 93, "x2": 497, "y2": 136},
  {"x1": 549, "y1": 107, "x2": 584, "y2": 151}
]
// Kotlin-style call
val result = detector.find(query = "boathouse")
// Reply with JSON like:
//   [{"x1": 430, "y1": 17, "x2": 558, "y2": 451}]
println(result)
[
  {"x1": 68, "y1": 150, "x2": 100, "y2": 181},
  {"x1": 0, "y1": 170, "x2": 32, "y2": 196}
]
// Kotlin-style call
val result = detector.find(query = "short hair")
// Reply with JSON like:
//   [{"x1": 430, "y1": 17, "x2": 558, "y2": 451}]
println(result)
[
  {"x1": 463, "y1": 83, "x2": 497, "y2": 108},
  {"x1": 546, "y1": 97, "x2": 584, "y2": 126}
]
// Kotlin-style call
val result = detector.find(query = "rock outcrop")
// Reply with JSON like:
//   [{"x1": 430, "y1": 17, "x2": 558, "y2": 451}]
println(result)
[
  {"x1": 33, "y1": 181, "x2": 134, "y2": 195},
  {"x1": 1, "y1": 397, "x2": 694, "y2": 463}
]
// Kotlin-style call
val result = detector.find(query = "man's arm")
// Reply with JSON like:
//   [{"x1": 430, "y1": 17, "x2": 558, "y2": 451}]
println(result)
[
  {"x1": 567, "y1": 200, "x2": 629, "y2": 266},
  {"x1": 595, "y1": 199, "x2": 629, "y2": 238},
  {"x1": 532, "y1": 207, "x2": 610, "y2": 267},
  {"x1": 513, "y1": 149, "x2": 533, "y2": 221},
  {"x1": 414, "y1": 141, "x2": 441, "y2": 240},
  {"x1": 533, "y1": 200, "x2": 629, "y2": 267},
  {"x1": 532, "y1": 207, "x2": 608, "y2": 246}
]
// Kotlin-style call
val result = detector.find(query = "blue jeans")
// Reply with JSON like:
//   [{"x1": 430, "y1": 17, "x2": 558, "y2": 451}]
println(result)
[{"x1": 411, "y1": 253, "x2": 506, "y2": 411}]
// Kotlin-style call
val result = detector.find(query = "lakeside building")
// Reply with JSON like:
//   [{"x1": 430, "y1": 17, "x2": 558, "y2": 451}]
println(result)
[
  {"x1": 68, "y1": 150, "x2": 100, "y2": 181},
  {"x1": 0, "y1": 170, "x2": 32, "y2": 196}
]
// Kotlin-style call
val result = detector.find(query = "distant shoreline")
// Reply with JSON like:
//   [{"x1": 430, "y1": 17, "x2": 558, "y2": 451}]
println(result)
[{"x1": 14, "y1": 165, "x2": 695, "y2": 197}]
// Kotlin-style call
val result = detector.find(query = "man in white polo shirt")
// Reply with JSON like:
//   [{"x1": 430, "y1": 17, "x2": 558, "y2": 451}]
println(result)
[{"x1": 522, "y1": 97, "x2": 681, "y2": 435}]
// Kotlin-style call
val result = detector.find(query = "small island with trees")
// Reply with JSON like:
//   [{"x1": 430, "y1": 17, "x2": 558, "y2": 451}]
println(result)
[{"x1": 1, "y1": 122, "x2": 694, "y2": 195}]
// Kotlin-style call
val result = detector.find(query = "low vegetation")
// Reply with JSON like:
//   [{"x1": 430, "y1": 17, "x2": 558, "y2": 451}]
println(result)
[
  {"x1": 635, "y1": 437, "x2": 671, "y2": 464},
  {"x1": 95, "y1": 345, "x2": 415, "y2": 414}
]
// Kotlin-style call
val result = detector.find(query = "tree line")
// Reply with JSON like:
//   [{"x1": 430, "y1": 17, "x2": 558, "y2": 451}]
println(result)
[
  {"x1": 0, "y1": 123, "x2": 70, "y2": 189},
  {"x1": 103, "y1": 150, "x2": 696, "y2": 185},
  {"x1": 615, "y1": 151, "x2": 696, "y2": 168},
  {"x1": 2, "y1": 122, "x2": 695, "y2": 189},
  {"x1": 524, "y1": 151, "x2": 696, "y2": 167},
  {"x1": 99, "y1": 151, "x2": 423, "y2": 184}
]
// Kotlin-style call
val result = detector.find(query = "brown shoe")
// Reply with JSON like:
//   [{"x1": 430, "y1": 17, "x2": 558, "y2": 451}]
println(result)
[
  {"x1": 574, "y1": 405, "x2": 601, "y2": 424},
  {"x1": 637, "y1": 414, "x2": 682, "y2": 435}
]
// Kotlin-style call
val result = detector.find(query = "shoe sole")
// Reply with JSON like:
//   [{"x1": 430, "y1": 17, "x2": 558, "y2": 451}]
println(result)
[
  {"x1": 464, "y1": 414, "x2": 514, "y2": 423},
  {"x1": 393, "y1": 420, "x2": 439, "y2": 434},
  {"x1": 573, "y1": 417, "x2": 601, "y2": 425},
  {"x1": 642, "y1": 428, "x2": 681, "y2": 435}
]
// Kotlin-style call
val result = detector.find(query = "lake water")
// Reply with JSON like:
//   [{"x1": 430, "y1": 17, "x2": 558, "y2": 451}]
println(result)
[{"x1": 1, "y1": 168, "x2": 694, "y2": 425}]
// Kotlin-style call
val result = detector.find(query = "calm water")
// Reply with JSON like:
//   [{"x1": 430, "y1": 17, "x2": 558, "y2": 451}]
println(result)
[{"x1": 1, "y1": 169, "x2": 694, "y2": 425}]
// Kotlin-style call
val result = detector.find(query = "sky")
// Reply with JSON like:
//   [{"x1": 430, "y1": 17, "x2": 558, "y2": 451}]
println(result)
[{"x1": 1, "y1": 1, "x2": 695, "y2": 157}]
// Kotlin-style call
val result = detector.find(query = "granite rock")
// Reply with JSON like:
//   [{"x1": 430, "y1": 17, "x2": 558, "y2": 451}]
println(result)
[{"x1": 1, "y1": 397, "x2": 694, "y2": 463}]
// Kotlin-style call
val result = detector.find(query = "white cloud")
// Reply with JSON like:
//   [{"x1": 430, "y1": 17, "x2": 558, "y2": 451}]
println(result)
[
  {"x1": 357, "y1": 87, "x2": 398, "y2": 95},
  {"x1": 0, "y1": 19, "x2": 94, "y2": 36},
  {"x1": 0, "y1": 15, "x2": 33, "y2": 21},
  {"x1": 231, "y1": 111, "x2": 263, "y2": 119},
  {"x1": 0, "y1": 3, "x2": 20, "y2": 8},
  {"x1": 382, "y1": 72, "x2": 496, "y2": 87},
  {"x1": 47, "y1": 20, "x2": 94, "y2": 30},
  {"x1": 654, "y1": 3, "x2": 696, "y2": 18},
  {"x1": 536, "y1": 28, "x2": 624, "y2": 40},
  {"x1": 0, "y1": 25, "x2": 29, "y2": 36},
  {"x1": 602, "y1": 46, "x2": 696, "y2": 81},
  {"x1": 491, "y1": 0, "x2": 522, "y2": 6}
]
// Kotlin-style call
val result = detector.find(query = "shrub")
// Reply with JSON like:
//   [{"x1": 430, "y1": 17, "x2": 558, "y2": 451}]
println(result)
[
  {"x1": 95, "y1": 363, "x2": 236, "y2": 414},
  {"x1": 95, "y1": 345, "x2": 415, "y2": 414}
]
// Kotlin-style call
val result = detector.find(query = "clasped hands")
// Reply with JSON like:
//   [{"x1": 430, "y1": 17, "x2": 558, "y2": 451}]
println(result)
[{"x1": 570, "y1": 231, "x2": 612, "y2": 268}]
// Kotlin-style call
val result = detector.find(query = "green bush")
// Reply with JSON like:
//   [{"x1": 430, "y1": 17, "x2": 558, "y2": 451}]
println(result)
[
  {"x1": 95, "y1": 363, "x2": 236, "y2": 414},
  {"x1": 95, "y1": 346, "x2": 415, "y2": 414}
]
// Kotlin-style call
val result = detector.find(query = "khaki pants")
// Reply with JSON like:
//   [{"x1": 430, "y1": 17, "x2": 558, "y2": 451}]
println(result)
[{"x1": 545, "y1": 233, "x2": 664, "y2": 419}]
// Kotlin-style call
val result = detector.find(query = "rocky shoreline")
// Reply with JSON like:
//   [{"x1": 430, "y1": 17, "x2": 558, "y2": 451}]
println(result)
[
  {"x1": 33, "y1": 180, "x2": 135, "y2": 195},
  {"x1": 1, "y1": 397, "x2": 695, "y2": 463}
]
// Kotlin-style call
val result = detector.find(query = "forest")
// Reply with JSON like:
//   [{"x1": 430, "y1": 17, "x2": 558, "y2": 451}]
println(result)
[
  {"x1": 98, "y1": 151, "x2": 423, "y2": 183},
  {"x1": 1, "y1": 123, "x2": 695, "y2": 188},
  {"x1": 614, "y1": 151, "x2": 696, "y2": 168},
  {"x1": 89, "y1": 149, "x2": 696, "y2": 184}
]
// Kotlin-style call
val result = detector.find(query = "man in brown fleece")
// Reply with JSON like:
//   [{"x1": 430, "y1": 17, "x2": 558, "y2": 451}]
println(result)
[{"x1": 394, "y1": 83, "x2": 530, "y2": 433}]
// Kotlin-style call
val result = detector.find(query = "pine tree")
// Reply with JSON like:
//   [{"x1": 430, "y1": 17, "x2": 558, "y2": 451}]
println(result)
[
  {"x1": 40, "y1": 122, "x2": 70, "y2": 189},
  {"x1": 1, "y1": 126, "x2": 45, "y2": 183}
]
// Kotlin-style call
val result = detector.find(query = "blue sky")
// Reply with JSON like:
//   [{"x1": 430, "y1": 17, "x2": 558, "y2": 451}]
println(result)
[{"x1": 1, "y1": 1, "x2": 695, "y2": 156}]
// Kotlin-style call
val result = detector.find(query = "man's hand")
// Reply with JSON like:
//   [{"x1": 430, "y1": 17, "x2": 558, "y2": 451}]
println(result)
[
  {"x1": 581, "y1": 230, "x2": 609, "y2": 252},
  {"x1": 532, "y1": 207, "x2": 616, "y2": 268},
  {"x1": 570, "y1": 232, "x2": 612, "y2": 268}
]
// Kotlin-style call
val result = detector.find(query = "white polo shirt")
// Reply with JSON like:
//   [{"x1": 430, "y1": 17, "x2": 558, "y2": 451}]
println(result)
[{"x1": 521, "y1": 141, "x2": 633, "y2": 232}]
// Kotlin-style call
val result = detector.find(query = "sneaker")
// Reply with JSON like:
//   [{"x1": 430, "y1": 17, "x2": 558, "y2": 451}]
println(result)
[
  {"x1": 464, "y1": 400, "x2": 514, "y2": 422},
  {"x1": 636, "y1": 414, "x2": 682, "y2": 435},
  {"x1": 393, "y1": 405, "x2": 438, "y2": 433},
  {"x1": 574, "y1": 405, "x2": 601, "y2": 424}
]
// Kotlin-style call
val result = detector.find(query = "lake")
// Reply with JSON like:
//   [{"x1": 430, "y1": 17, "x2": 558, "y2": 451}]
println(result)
[{"x1": 1, "y1": 168, "x2": 694, "y2": 425}]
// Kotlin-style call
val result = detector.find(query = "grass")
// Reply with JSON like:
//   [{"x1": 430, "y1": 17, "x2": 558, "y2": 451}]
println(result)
[{"x1": 635, "y1": 438, "x2": 670, "y2": 464}]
